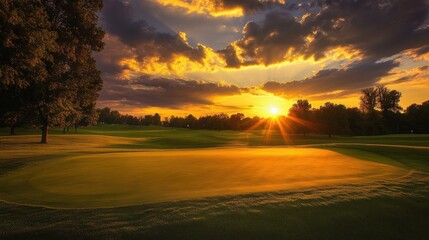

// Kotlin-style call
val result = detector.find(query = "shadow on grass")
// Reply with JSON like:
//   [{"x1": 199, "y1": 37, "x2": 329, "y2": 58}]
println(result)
[
  {"x1": 107, "y1": 136, "x2": 237, "y2": 149},
  {"x1": 321, "y1": 145, "x2": 429, "y2": 173},
  {"x1": 1, "y1": 171, "x2": 429, "y2": 240}
]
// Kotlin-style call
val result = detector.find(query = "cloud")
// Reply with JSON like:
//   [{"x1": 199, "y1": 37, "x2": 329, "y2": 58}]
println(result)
[
  {"x1": 154, "y1": 0, "x2": 286, "y2": 17},
  {"x1": 220, "y1": 0, "x2": 429, "y2": 67},
  {"x1": 101, "y1": 0, "x2": 207, "y2": 72},
  {"x1": 99, "y1": 75, "x2": 242, "y2": 108},
  {"x1": 94, "y1": 34, "x2": 135, "y2": 75},
  {"x1": 263, "y1": 59, "x2": 399, "y2": 98},
  {"x1": 381, "y1": 64, "x2": 429, "y2": 86}
]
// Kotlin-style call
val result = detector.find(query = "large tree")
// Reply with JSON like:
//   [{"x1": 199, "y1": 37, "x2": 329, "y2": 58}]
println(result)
[
  {"x1": 31, "y1": 0, "x2": 104, "y2": 143},
  {"x1": 0, "y1": 0, "x2": 56, "y2": 135},
  {"x1": 0, "y1": 0, "x2": 56, "y2": 87},
  {"x1": 1, "y1": 1, "x2": 104, "y2": 143}
]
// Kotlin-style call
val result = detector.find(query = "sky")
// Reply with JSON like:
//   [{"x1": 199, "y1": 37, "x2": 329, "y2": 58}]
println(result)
[{"x1": 94, "y1": 0, "x2": 429, "y2": 117}]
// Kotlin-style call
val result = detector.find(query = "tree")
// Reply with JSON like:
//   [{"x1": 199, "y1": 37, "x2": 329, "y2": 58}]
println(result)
[
  {"x1": 377, "y1": 85, "x2": 402, "y2": 113},
  {"x1": 359, "y1": 87, "x2": 383, "y2": 134},
  {"x1": 30, "y1": 1, "x2": 104, "y2": 143},
  {"x1": 153, "y1": 113, "x2": 161, "y2": 126},
  {"x1": 376, "y1": 85, "x2": 402, "y2": 133},
  {"x1": 0, "y1": 1, "x2": 56, "y2": 135},
  {"x1": 0, "y1": 0, "x2": 56, "y2": 87},
  {"x1": 1, "y1": 1, "x2": 104, "y2": 143},
  {"x1": 317, "y1": 102, "x2": 349, "y2": 137},
  {"x1": 360, "y1": 87, "x2": 378, "y2": 113},
  {"x1": 71, "y1": 53, "x2": 103, "y2": 131},
  {"x1": 143, "y1": 115, "x2": 153, "y2": 125},
  {"x1": 289, "y1": 99, "x2": 312, "y2": 136},
  {"x1": 346, "y1": 107, "x2": 365, "y2": 135},
  {"x1": 405, "y1": 101, "x2": 429, "y2": 133},
  {"x1": 76, "y1": 103, "x2": 99, "y2": 131},
  {"x1": 0, "y1": 86, "x2": 26, "y2": 135},
  {"x1": 230, "y1": 113, "x2": 245, "y2": 130},
  {"x1": 185, "y1": 114, "x2": 198, "y2": 129}
]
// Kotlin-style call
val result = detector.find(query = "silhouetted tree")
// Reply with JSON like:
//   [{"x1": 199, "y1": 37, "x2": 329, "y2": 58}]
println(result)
[
  {"x1": 316, "y1": 102, "x2": 349, "y2": 137},
  {"x1": 153, "y1": 113, "x2": 161, "y2": 126},
  {"x1": 376, "y1": 85, "x2": 402, "y2": 133},
  {"x1": 377, "y1": 85, "x2": 402, "y2": 113},
  {"x1": 360, "y1": 87, "x2": 378, "y2": 114},
  {"x1": 346, "y1": 107, "x2": 365, "y2": 135},
  {"x1": 289, "y1": 99, "x2": 312, "y2": 136},
  {"x1": 360, "y1": 87, "x2": 383, "y2": 134},
  {"x1": 405, "y1": 101, "x2": 429, "y2": 133},
  {"x1": 230, "y1": 113, "x2": 245, "y2": 130},
  {"x1": 185, "y1": 114, "x2": 198, "y2": 128}
]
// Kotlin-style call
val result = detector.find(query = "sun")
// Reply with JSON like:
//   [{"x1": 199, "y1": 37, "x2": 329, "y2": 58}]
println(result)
[{"x1": 269, "y1": 106, "x2": 280, "y2": 116}]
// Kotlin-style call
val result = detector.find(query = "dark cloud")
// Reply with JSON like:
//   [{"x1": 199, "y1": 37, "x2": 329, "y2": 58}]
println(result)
[
  {"x1": 305, "y1": 0, "x2": 429, "y2": 59},
  {"x1": 101, "y1": 0, "x2": 206, "y2": 66},
  {"x1": 263, "y1": 59, "x2": 399, "y2": 98},
  {"x1": 214, "y1": 0, "x2": 285, "y2": 14},
  {"x1": 221, "y1": 0, "x2": 429, "y2": 67},
  {"x1": 94, "y1": 34, "x2": 134, "y2": 74},
  {"x1": 99, "y1": 76, "x2": 241, "y2": 108},
  {"x1": 220, "y1": 11, "x2": 311, "y2": 67}
]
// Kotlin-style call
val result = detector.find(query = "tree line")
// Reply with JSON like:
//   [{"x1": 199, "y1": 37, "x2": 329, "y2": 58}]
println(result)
[
  {"x1": 0, "y1": 0, "x2": 104, "y2": 143},
  {"x1": 95, "y1": 85, "x2": 429, "y2": 136}
]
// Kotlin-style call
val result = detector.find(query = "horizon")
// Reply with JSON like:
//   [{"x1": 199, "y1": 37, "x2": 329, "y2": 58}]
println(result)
[
  {"x1": 1, "y1": 1, "x2": 429, "y2": 238},
  {"x1": 95, "y1": 0, "x2": 429, "y2": 117}
]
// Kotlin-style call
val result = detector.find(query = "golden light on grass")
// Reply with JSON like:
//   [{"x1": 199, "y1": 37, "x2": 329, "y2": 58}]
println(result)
[{"x1": 0, "y1": 147, "x2": 405, "y2": 208}]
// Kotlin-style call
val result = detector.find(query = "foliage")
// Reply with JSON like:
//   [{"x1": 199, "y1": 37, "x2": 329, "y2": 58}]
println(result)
[
  {"x1": 0, "y1": 1, "x2": 104, "y2": 143},
  {"x1": 94, "y1": 92, "x2": 428, "y2": 136},
  {"x1": 315, "y1": 102, "x2": 349, "y2": 137}
]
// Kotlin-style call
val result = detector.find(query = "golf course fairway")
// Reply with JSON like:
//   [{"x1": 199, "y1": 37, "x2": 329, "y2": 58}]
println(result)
[{"x1": 0, "y1": 147, "x2": 406, "y2": 208}]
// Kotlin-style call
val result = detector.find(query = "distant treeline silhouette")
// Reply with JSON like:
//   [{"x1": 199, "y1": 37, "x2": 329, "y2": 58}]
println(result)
[{"x1": 97, "y1": 85, "x2": 429, "y2": 136}]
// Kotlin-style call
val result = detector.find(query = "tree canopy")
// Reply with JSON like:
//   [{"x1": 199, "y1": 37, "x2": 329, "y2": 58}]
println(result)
[{"x1": 0, "y1": 0, "x2": 104, "y2": 143}]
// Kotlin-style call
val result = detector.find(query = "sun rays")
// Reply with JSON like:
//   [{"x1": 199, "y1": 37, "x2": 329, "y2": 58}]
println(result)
[
  {"x1": 269, "y1": 106, "x2": 280, "y2": 116},
  {"x1": 244, "y1": 105, "x2": 321, "y2": 145},
  {"x1": 245, "y1": 106, "x2": 293, "y2": 144}
]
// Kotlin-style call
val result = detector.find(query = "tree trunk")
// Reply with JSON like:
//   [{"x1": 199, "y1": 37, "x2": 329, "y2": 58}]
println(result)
[
  {"x1": 41, "y1": 124, "x2": 48, "y2": 144},
  {"x1": 10, "y1": 126, "x2": 16, "y2": 135},
  {"x1": 75, "y1": 125, "x2": 77, "y2": 134},
  {"x1": 63, "y1": 127, "x2": 66, "y2": 134},
  {"x1": 67, "y1": 126, "x2": 69, "y2": 132}
]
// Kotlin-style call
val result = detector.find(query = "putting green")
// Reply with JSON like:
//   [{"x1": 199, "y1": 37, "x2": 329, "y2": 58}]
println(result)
[{"x1": 0, "y1": 148, "x2": 405, "y2": 208}]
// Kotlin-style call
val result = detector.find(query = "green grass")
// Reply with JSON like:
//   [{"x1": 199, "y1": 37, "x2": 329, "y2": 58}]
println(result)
[
  {"x1": 0, "y1": 148, "x2": 404, "y2": 208},
  {"x1": 2, "y1": 125, "x2": 429, "y2": 147},
  {"x1": 0, "y1": 125, "x2": 429, "y2": 239}
]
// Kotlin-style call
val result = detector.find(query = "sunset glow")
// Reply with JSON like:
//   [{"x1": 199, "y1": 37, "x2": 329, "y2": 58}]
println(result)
[
  {"x1": 269, "y1": 106, "x2": 280, "y2": 116},
  {"x1": 2, "y1": 1, "x2": 429, "y2": 238},
  {"x1": 94, "y1": 0, "x2": 429, "y2": 118}
]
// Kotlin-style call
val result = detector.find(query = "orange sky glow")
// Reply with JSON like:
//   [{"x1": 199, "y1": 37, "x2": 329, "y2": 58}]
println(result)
[{"x1": 96, "y1": 0, "x2": 429, "y2": 118}]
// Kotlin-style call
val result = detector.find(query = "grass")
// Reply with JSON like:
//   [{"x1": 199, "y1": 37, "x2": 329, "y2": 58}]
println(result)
[
  {"x1": 0, "y1": 125, "x2": 428, "y2": 239},
  {"x1": 0, "y1": 148, "x2": 404, "y2": 208}
]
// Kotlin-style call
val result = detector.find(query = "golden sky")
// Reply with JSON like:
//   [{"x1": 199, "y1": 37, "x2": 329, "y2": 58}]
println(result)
[{"x1": 95, "y1": 0, "x2": 429, "y2": 117}]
